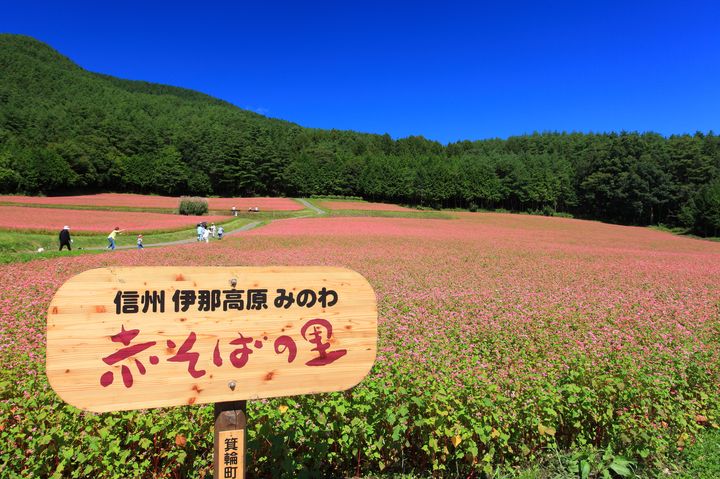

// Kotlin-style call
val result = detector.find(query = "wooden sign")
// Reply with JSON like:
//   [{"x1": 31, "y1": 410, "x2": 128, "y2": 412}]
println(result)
[
  {"x1": 46, "y1": 267, "x2": 377, "y2": 412},
  {"x1": 214, "y1": 401, "x2": 246, "y2": 479}
]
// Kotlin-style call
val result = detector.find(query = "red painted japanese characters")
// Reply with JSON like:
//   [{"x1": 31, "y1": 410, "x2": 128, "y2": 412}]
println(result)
[{"x1": 46, "y1": 267, "x2": 377, "y2": 412}]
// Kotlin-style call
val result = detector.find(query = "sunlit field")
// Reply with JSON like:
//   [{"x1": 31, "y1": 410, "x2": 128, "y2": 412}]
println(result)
[
  {"x1": 1, "y1": 212, "x2": 719, "y2": 477},
  {"x1": 0, "y1": 194, "x2": 303, "y2": 211},
  {"x1": 318, "y1": 200, "x2": 414, "y2": 212},
  {"x1": 0, "y1": 205, "x2": 229, "y2": 233}
]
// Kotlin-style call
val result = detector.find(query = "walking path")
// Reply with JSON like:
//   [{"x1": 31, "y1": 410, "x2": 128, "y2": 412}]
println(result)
[
  {"x1": 86, "y1": 221, "x2": 262, "y2": 251},
  {"x1": 296, "y1": 198, "x2": 326, "y2": 215},
  {"x1": 84, "y1": 199, "x2": 325, "y2": 252}
]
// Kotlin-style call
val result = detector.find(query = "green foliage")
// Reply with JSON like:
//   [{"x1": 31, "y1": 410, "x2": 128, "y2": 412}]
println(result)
[
  {"x1": 0, "y1": 217, "x2": 256, "y2": 263},
  {"x1": 152, "y1": 146, "x2": 189, "y2": 196},
  {"x1": 0, "y1": 357, "x2": 213, "y2": 478},
  {"x1": 178, "y1": 196, "x2": 209, "y2": 216},
  {"x1": 327, "y1": 210, "x2": 453, "y2": 219},
  {"x1": 2, "y1": 35, "x2": 720, "y2": 236},
  {"x1": 536, "y1": 446, "x2": 634, "y2": 479},
  {"x1": 688, "y1": 179, "x2": 720, "y2": 237},
  {"x1": 0, "y1": 151, "x2": 21, "y2": 193},
  {"x1": 3, "y1": 349, "x2": 716, "y2": 477},
  {"x1": 678, "y1": 428, "x2": 720, "y2": 479},
  {"x1": 0, "y1": 166, "x2": 21, "y2": 193},
  {"x1": 1, "y1": 278, "x2": 719, "y2": 477},
  {"x1": 310, "y1": 195, "x2": 364, "y2": 201},
  {"x1": 187, "y1": 171, "x2": 212, "y2": 197}
]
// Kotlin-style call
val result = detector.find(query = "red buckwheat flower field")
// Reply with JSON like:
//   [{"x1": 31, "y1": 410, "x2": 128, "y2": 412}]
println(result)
[
  {"x1": 1, "y1": 212, "x2": 719, "y2": 477},
  {"x1": 0, "y1": 206, "x2": 228, "y2": 232},
  {"x1": 0, "y1": 194, "x2": 303, "y2": 211}
]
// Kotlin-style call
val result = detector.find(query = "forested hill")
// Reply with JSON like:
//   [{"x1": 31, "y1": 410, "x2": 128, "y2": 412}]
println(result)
[
  {"x1": 0, "y1": 34, "x2": 303, "y2": 197},
  {"x1": 1, "y1": 34, "x2": 719, "y2": 236}
]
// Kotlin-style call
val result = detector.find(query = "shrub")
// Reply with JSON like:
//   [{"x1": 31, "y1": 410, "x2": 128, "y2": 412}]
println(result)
[{"x1": 178, "y1": 197, "x2": 208, "y2": 216}]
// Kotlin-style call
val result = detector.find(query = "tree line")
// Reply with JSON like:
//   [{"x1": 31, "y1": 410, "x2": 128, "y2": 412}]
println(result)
[{"x1": 1, "y1": 35, "x2": 719, "y2": 236}]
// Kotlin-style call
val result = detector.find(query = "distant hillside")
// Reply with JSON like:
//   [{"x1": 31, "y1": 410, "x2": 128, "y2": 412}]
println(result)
[
  {"x1": 0, "y1": 34, "x2": 719, "y2": 235},
  {"x1": 0, "y1": 34, "x2": 305, "y2": 196}
]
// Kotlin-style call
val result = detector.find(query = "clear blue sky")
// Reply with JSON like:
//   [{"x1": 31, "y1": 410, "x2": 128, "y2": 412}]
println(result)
[{"x1": 3, "y1": 1, "x2": 719, "y2": 144}]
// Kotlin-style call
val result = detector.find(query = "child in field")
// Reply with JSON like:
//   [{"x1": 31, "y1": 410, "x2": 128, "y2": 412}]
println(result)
[
  {"x1": 202, "y1": 226, "x2": 210, "y2": 243},
  {"x1": 107, "y1": 227, "x2": 123, "y2": 250},
  {"x1": 218, "y1": 226, "x2": 224, "y2": 240},
  {"x1": 196, "y1": 224, "x2": 204, "y2": 242},
  {"x1": 210, "y1": 223, "x2": 216, "y2": 237},
  {"x1": 137, "y1": 234, "x2": 144, "y2": 249}
]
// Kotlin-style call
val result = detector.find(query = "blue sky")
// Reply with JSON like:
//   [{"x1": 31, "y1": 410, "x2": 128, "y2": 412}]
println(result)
[{"x1": 3, "y1": 1, "x2": 719, "y2": 143}]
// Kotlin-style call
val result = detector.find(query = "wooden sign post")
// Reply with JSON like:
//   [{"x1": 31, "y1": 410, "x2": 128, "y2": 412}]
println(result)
[
  {"x1": 46, "y1": 266, "x2": 377, "y2": 476},
  {"x1": 214, "y1": 401, "x2": 246, "y2": 479}
]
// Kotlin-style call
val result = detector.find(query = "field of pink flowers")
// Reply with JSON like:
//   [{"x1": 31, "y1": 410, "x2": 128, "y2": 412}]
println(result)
[
  {"x1": 0, "y1": 194, "x2": 303, "y2": 211},
  {"x1": 0, "y1": 206, "x2": 228, "y2": 233},
  {"x1": 1, "y1": 213, "x2": 719, "y2": 477},
  {"x1": 318, "y1": 200, "x2": 413, "y2": 212}
]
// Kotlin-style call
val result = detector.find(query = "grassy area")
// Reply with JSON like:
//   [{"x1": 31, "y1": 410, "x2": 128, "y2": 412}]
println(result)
[
  {"x1": 360, "y1": 430, "x2": 720, "y2": 478},
  {"x1": 0, "y1": 217, "x2": 258, "y2": 263},
  {"x1": 0, "y1": 248, "x2": 108, "y2": 264},
  {"x1": 302, "y1": 199, "x2": 453, "y2": 219},
  {"x1": 3, "y1": 208, "x2": 454, "y2": 259},
  {"x1": 221, "y1": 209, "x2": 312, "y2": 221},
  {"x1": 0, "y1": 205, "x2": 316, "y2": 264},
  {"x1": 677, "y1": 428, "x2": 720, "y2": 479},
  {"x1": 650, "y1": 224, "x2": 720, "y2": 242},
  {"x1": 310, "y1": 196, "x2": 430, "y2": 211},
  {"x1": 327, "y1": 209, "x2": 454, "y2": 219},
  {"x1": 650, "y1": 224, "x2": 692, "y2": 235},
  {"x1": 309, "y1": 195, "x2": 365, "y2": 201},
  {"x1": 300, "y1": 198, "x2": 328, "y2": 213}
]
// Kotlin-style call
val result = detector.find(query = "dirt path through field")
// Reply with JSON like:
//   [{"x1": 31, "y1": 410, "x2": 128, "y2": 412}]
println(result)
[
  {"x1": 295, "y1": 198, "x2": 326, "y2": 215},
  {"x1": 84, "y1": 198, "x2": 324, "y2": 251},
  {"x1": 84, "y1": 221, "x2": 263, "y2": 250}
]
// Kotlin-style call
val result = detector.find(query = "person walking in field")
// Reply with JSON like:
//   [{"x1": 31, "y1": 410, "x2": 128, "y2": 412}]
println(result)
[
  {"x1": 137, "y1": 234, "x2": 144, "y2": 249},
  {"x1": 197, "y1": 223, "x2": 204, "y2": 242},
  {"x1": 218, "y1": 225, "x2": 224, "y2": 240},
  {"x1": 202, "y1": 226, "x2": 210, "y2": 243},
  {"x1": 107, "y1": 226, "x2": 123, "y2": 250},
  {"x1": 59, "y1": 226, "x2": 72, "y2": 251},
  {"x1": 210, "y1": 223, "x2": 216, "y2": 238}
]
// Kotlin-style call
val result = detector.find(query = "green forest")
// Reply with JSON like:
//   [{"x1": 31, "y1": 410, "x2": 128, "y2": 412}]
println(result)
[{"x1": 1, "y1": 34, "x2": 719, "y2": 236}]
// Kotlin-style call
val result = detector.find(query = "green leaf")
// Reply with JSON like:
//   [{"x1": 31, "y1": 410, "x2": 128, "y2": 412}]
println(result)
[
  {"x1": 580, "y1": 460, "x2": 590, "y2": 479},
  {"x1": 610, "y1": 458, "x2": 633, "y2": 476}
]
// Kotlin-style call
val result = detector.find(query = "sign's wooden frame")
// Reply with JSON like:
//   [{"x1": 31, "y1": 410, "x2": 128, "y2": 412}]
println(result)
[{"x1": 46, "y1": 266, "x2": 378, "y2": 413}]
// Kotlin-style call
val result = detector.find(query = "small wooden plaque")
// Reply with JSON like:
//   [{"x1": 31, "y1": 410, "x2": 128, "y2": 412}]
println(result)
[
  {"x1": 217, "y1": 430, "x2": 244, "y2": 478},
  {"x1": 46, "y1": 267, "x2": 377, "y2": 412},
  {"x1": 215, "y1": 401, "x2": 246, "y2": 479}
]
